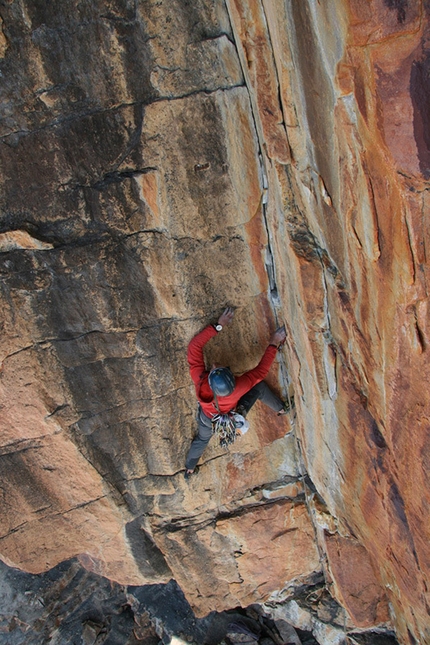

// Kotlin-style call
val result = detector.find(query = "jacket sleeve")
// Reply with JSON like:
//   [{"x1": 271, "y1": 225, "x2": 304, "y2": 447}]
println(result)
[
  {"x1": 187, "y1": 325, "x2": 218, "y2": 386},
  {"x1": 235, "y1": 345, "x2": 278, "y2": 393}
]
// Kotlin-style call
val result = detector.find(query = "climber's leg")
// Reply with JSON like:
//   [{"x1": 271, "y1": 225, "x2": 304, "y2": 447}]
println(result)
[
  {"x1": 185, "y1": 406, "x2": 212, "y2": 472},
  {"x1": 236, "y1": 381, "x2": 283, "y2": 416}
]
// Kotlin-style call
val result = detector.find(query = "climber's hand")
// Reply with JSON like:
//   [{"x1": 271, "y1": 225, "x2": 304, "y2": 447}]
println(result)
[
  {"x1": 270, "y1": 325, "x2": 286, "y2": 347},
  {"x1": 218, "y1": 306, "x2": 235, "y2": 327}
]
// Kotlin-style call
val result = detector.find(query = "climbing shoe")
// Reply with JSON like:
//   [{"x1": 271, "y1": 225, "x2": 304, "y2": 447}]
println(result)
[
  {"x1": 184, "y1": 466, "x2": 199, "y2": 480},
  {"x1": 278, "y1": 395, "x2": 295, "y2": 415}
]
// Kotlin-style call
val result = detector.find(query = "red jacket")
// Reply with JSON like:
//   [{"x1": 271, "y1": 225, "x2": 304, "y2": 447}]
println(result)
[{"x1": 187, "y1": 325, "x2": 278, "y2": 417}]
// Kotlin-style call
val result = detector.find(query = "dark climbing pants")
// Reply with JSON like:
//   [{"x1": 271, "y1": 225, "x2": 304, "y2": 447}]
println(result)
[{"x1": 185, "y1": 381, "x2": 283, "y2": 471}]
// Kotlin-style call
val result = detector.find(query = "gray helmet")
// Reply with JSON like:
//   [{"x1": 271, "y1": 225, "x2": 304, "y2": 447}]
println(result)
[{"x1": 208, "y1": 367, "x2": 235, "y2": 397}]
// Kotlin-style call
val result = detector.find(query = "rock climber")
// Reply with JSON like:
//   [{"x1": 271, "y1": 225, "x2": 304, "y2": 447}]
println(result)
[{"x1": 184, "y1": 306, "x2": 293, "y2": 479}]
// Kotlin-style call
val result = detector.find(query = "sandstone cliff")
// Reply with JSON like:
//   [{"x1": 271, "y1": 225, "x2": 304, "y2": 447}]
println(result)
[{"x1": 0, "y1": 1, "x2": 428, "y2": 644}]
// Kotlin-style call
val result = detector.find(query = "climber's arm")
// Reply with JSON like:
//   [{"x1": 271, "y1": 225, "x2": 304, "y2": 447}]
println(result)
[
  {"x1": 187, "y1": 307, "x2": 235, "y2": 385},
  {"x1": 234, "y1": 326, "x2": 286, "y2": 393}
]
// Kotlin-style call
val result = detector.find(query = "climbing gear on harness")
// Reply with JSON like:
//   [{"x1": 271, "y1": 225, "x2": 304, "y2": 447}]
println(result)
[
  {"x1": 208, "y1": 367, "x2": 235, "y2": 396},
  {"x1": 211, "y1": 412, "x2": 237, "y2": 448},
  {"x1": 211, "y1": 387, "x2": 247, "y2": 447},
  {"x1": 211, "y1": 412, "x2": 249, "y2": 447},
  {"x1": 277, "y1": 395, "x2": 295, "y2": 415},
  {"x1": 233, "y1": 413, "x2": 249, "y2": 435}
]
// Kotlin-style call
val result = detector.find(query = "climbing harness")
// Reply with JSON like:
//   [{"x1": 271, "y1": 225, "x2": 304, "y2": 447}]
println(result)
[
  {"x1": 211, "y1": 392, "x2": 249, "y2": 448},
  {"x1": 211, "y1": 411, "x2": 249, "y2": 448},
  {"x1": 211, "y1": 412, "x2": 237, "y2": 448}
]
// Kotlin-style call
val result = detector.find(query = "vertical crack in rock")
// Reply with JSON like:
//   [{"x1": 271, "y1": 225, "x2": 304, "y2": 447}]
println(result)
[
  {"x1": 0, "y1": 1, "x2": 427, "y2": 642},
  {"x1": 220, "y1": 3, "x2": 417, "y2": 644},
  {"x1": 223, "y1": 0, "x2": 341, "y2": 627},
  {"x1": 259, "y1": 0, "x2": 292, "y2": 157}
]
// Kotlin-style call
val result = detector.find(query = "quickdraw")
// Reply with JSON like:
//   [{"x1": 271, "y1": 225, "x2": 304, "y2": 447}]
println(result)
[{"x1": 211, "y1": 412, "x2": 238, "y2": 448}]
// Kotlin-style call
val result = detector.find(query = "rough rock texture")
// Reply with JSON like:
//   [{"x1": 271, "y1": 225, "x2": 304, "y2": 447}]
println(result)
[
  {"x1": 0, "y1": 0, "x2": 314, "y2": 612},
  {"x1": 0, "y1": 1, "x2": 428, "y2": 644},
  {"x1": 225, "y1": 1, "x2": 430, "y2": 643},
  {"x1": 0, "y1": 558, "x2": 398, "y2": 645}
]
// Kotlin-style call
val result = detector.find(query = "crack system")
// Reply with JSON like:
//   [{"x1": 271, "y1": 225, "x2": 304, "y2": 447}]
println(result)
[
  {"x1": 221, "y1": 0, "x2": 353, "y2": 622},
  {"x1": 1, "y1": 5, "x2": 360, "y2": 627}
]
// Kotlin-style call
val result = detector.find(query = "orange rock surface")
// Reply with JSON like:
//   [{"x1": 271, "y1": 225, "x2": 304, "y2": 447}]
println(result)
[
  {"x1": 0, "y1": 1, "x2": 429, "y2": 643},
  {"x1": 227, "y1": 0, "x2": 430, "y2": 642}
]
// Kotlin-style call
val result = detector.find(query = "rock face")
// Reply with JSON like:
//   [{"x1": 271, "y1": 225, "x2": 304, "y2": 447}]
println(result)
[
  {"x1": 0, "y1": 1, "x2": 428, "y2": 644},
  {"x1": 231, "y1": 2, "x2": 430, "y2": 643},
  {"x1": 0, "y1": 557, "x2": 399, "y2": 645}
]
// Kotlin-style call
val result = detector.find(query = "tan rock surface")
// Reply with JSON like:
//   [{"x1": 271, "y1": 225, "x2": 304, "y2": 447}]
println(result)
[
  {"x1": 225, "y1": 0, "x2": 430, "y2": 642},
  {"x1": 0, "y1": 0, "x2": 319, "y2": 614},
  {"x1": 153, "y1": 500, "x2": 319, "y2": 616},
  {"x1": 324, "y1": 533, "x2": 390, "y2": 628},
  {"x1": 0, "y1": 0, "x2": 429, "y2": 642}
]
